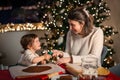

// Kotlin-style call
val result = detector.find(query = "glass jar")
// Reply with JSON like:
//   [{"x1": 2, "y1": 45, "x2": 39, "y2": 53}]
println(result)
[{"x1": 81, "y1": 56, "x2": 98, "y2": 79}]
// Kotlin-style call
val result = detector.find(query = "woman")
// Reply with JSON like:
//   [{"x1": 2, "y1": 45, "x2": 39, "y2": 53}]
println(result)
[
  {"x1": 18, "y1": 33, "x2": 51, "y2": 66},
  {"x1": 53, "y1": 7, "x2": 104, "y2": 66}
]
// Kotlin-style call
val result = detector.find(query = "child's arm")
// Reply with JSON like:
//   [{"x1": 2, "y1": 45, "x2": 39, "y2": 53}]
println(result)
[{"x1": 32, "y1": 54, "x2": 51, "y2": 64}]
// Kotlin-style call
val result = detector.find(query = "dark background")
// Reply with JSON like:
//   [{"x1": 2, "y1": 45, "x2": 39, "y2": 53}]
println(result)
[{"x1": 0, "y1": 0, "x2": 50, "y2": 24}]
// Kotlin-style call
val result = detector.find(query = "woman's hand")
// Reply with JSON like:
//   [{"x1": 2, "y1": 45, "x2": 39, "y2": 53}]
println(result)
[
  {"x1": 52, "y1": 49, "x2": 63, "y2": 57},
  {"x1": 56, "y1": 57, "x2": 71, "y2": 64}
]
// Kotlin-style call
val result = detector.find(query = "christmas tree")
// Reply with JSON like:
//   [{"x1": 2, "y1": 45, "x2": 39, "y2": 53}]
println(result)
[{"x1": 39, "y1": 0, "x2": 118, "y2": 68}]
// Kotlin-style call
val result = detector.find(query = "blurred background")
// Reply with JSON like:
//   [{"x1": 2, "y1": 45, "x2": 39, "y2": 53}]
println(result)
[{"x1": 0, "y1": 0, "x2": 120, "y2": 69}]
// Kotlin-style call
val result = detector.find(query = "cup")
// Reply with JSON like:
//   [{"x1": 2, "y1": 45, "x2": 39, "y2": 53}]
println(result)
[{"x1": 81, "y1": 56, "x2": 98, "y2": 79}]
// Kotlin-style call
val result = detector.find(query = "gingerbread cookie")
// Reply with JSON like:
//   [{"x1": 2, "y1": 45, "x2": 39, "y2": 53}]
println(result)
[
  {"x1": 97, "y1": 67, "x2": 110, "y2": 76},
  {"x1": 23, "y1": 66, "x2": 51, "y2": 73}
]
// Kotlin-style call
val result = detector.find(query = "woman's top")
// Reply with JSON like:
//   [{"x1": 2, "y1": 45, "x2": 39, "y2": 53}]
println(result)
[
  {"x1": 18, "y1": 49, "x2": 39, "y2": 66},
  {"x1": 64, "y1": 27, "x2": 104, "y2": 66}
]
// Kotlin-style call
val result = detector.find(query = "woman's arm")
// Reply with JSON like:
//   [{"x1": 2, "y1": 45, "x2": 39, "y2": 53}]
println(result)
[{"x1": 89, "y1": 28, "x2": 103, "y2": 65}]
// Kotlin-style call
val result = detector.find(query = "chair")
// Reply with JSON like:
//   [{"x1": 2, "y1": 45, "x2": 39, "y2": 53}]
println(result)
[
  {"x1": 109, "y1": 64, "x2": 120, "y2": 77},
  {"x1": 101, "y1": 46, "x2": 120, "y2": 77},
  {"x1": 101, "y1": 46, "x2": 108, "y2": 65}
]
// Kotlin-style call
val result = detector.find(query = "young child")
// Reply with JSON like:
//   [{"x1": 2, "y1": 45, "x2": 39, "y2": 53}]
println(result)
[{"x1": 18, "y1": 33, "x2": 51, "y2": 66}]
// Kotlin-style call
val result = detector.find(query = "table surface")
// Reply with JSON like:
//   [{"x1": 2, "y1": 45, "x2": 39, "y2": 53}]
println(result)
[{"x1": 0, "y1": 64, "x2": 120, "y2": 80}]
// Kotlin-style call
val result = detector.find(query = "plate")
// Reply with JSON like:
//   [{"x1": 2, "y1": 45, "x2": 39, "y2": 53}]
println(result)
[
  {"x1": 97, "y1": 67, "x2": 110, "y2": 76},
  {"x1": 51, "y1": 74, "x2": 77, "y2": 80}
]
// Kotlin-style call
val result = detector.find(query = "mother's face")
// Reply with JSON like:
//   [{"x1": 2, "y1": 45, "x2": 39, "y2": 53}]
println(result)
[{"x1": 68, "y1": 19, "x2": 85, "y2": 35}]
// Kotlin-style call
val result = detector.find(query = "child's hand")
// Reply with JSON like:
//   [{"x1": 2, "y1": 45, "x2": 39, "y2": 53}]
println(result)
[
  {"x1": 41, "y1": 60, "x2": 46, "y2": 64},
  {"x1": 44, "y1": 53, "x2": 52, "y2": 61}
]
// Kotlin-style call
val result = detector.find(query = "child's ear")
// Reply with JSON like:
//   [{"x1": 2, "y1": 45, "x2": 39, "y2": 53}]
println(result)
[{"x1": 27, "y1": 45, "x2": 31, "y2": 49}]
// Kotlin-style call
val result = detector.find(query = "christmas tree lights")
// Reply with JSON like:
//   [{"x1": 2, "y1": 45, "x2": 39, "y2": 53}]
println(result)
[{"x1": 41, "y1": 0, "x2": 118, "y2": 68}]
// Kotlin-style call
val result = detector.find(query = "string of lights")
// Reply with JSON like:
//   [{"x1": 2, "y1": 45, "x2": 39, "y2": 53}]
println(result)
[{"x1": 0, "y1": 23, "x2": 45, "y2": 33}]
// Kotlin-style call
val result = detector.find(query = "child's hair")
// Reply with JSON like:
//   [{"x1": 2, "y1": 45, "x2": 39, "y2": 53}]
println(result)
[{"x1": 20, "y1": 33, "x2": 38, "y2": 50}]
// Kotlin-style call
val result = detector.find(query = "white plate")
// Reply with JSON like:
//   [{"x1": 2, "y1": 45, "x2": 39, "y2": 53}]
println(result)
[{"x1": 51, "y1": 74, "x2": 77, "y2": 80}]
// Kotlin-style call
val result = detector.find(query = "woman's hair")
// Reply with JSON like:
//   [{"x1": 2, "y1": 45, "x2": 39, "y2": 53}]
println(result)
[
  {"x1": 20, "y1": 33, "x2": 38, "y2": 50},
  {"x1": 68, "y1": 7, "x2": 94, "y2": 36}
]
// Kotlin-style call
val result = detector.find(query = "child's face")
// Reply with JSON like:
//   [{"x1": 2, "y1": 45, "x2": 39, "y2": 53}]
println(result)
[{"x1": 30, "y1": 37, "x2": 41, "y2": 51}]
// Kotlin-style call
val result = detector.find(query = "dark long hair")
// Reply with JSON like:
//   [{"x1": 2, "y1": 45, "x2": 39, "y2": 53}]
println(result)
[{"x1": 68, "y1": 7, "x2": 94, "y2": 36}]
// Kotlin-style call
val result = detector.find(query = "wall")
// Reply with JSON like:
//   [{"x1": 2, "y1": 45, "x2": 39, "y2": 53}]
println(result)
[{"x1": 104, "y1": 0, "x2": 120, "y2": 64}]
